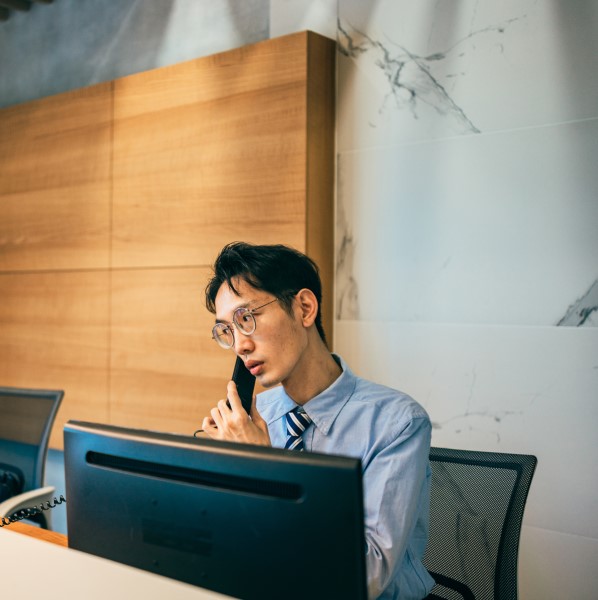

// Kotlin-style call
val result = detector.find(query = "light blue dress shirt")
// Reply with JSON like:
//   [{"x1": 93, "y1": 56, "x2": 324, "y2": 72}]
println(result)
[{"x1": 256, "y1": 355, "x2": 435, "y2": 600}]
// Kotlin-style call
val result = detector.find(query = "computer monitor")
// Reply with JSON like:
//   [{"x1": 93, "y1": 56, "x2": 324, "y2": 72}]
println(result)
[{"x1": 64, "y1": 421, "x2": 367, "y2": 600}]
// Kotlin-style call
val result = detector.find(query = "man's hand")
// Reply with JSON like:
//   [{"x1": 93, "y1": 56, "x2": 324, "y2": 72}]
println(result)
[{"x1": 202, "y1": 380, "x2": 271, "y2": 446}]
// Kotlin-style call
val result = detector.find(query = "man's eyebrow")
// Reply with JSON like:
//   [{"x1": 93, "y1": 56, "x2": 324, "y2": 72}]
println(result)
[{"x1": 214, "y1": 301, "x2": 252, "y2": 324}]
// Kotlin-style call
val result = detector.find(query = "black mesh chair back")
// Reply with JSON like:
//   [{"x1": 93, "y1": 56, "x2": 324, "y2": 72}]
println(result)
[
  {"x1": 0, "y1": 386, "x2": 64, "y2": 499},
  {"x1": 423, "y1": 447, "x2": 537, "y2": 600}
]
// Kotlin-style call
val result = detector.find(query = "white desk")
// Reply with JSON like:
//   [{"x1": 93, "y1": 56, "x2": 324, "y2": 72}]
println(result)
[{"x1": 0, "y1": 526, "x2": 236, "y2": 600}]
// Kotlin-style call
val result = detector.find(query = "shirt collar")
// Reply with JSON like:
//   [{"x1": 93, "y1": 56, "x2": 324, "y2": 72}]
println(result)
[{"x1": 261, "y1": 354, "x2": 357, "y2": 436}]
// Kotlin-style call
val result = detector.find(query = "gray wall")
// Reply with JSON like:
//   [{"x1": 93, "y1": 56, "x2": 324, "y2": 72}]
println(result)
[{"x1": 0, "y1": 0, "x2": 269, "y2": 108}]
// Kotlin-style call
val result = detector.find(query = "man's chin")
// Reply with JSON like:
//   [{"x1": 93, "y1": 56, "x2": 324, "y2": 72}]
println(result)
[{"x1": 256, "y1": 374, "x2": 280, "y2": 389}]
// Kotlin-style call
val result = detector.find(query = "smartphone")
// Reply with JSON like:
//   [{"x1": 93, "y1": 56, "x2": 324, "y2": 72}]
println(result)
[{"x1": 231, "y1": 356, "x2": 256, "y2": 414}]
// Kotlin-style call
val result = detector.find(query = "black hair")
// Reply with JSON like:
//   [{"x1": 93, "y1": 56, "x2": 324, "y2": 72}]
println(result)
[{"x1": 205, "y1": 242, "x2": 327, "y2": 346}]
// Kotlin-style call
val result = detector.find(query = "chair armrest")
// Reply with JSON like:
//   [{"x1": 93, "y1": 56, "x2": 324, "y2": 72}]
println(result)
[
  {"x1": 426, "y1": 572, "x2": 475, "y2": 600},
  {"x1": 0, "y1": 486, "x2": 57, "y2": 529}
]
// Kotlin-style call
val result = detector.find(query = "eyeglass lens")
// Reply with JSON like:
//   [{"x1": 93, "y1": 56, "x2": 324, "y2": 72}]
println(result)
[
  {"x1": 233, "y1": 308, "x2": 256, "y2": 334},
  {"x1": 212, "y1": 325, "x2": 234, "y2": 349},
  {"x1": 211, "y1": 299, "x2": 277, "y2": 349},
  {"x1": 212, "y1": 308, "x2": 257, "y2": 349}
]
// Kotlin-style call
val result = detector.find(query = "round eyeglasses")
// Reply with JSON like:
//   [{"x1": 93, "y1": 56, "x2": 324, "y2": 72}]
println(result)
[{"x1": 211, "y1": 298, "x2": 278, "y2": 349}]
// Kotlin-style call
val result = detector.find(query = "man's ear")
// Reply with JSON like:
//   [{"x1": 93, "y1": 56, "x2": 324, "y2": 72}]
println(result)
[{"x1": 295, "y1": 288, "x2": 318, "y2": 328}]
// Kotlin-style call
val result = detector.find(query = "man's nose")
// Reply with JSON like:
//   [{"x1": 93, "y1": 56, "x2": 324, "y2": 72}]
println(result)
[{"x1": 233, "y1": 330, "x2": 254, "y2": 355}]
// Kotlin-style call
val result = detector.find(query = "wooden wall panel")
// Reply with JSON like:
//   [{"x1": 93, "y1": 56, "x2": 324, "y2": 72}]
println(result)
[
  {"x1": 111, "y1": 34, "x2": 312, "y2": 268},
  {"x1": 0, "y1": 84, "x2": 112, "y2": 271},
  {"x1": 305, "y1": 33, "x2": 336, "y2": 342},
  {"x1": 0, "y1": 31, "x2": 335, "y2": 449},
  {"x1": 109, "y1": 267, "x2": 216, "y2": 434},
  {"x1": 110, "y1": 267, "x2": 267, "y2": 434},
  {"x1": 112, "y1": 34, "x2": 307, "y2": 120},
  {"x1": 0, "y1": 271, "x2": 110, "y2": 448}
]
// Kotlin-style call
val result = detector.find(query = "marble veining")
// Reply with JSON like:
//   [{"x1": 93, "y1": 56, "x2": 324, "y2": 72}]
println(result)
[
  {"x1": 335, "y1": 185, "x2": 359, "y2": 320},
  {"x1": 337, "y1": 15, "x2": 525, "y2": 135},
  {"x1": 430, "y1": 367, "x2": 524, "y2": 443},
  {"x1": 431, "y1": 409, "x2": 524, "y2": 444},
  {"x1": 557, "y1": 279, "x2": 598, "y2": 327}
]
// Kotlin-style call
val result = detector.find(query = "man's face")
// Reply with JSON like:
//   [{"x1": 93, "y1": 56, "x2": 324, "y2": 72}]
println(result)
[{"x1": 214, "y1": 278, "x2": 308, "y2": 389}]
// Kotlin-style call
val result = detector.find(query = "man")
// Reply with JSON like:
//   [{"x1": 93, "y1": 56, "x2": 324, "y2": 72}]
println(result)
[{"x1": 202, "y1": 242, "x2": 434, "y2": 600}]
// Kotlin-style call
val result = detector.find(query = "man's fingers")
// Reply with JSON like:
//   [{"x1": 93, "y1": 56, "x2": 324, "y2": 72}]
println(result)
[
  {"x1": 226, "y1": 380, "x2": 243, "y2": 411},
  {"x1": 218, "y1": 397, "x2": 232, "y2": 414},
  {"x1": 202, "y1": 416, "x2": 216, "y2": 429},
  {"x1": 210, "y1": 406, "x2": 225, "y2": 430},
  {"x1": 201, "y1": 416, "x2": 218, "y2": 438}
]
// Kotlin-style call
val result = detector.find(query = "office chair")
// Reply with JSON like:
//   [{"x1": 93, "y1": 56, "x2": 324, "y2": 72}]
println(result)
[
  {"x1": 423, "y1": 447, "x2": 537, "y2": 600},
  {"x1": 0, "y1": 386, "x2": 64, "y2": 529}
]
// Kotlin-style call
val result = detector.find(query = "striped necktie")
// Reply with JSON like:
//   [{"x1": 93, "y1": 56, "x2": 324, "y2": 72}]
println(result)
[{"x1": 284, "y1": 407, "x2": 312, "y2": 451}]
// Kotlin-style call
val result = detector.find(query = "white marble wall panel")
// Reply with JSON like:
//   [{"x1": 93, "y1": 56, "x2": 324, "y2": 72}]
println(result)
[
  {"x1": 519, "y1": 526, "x2": 598, "y2": 600},
  {"x1": 270, "y1": 1, "x2": 597, "y2": 597},
  {"x1": 337, "y1": 119, "x2": 598, "y2": 326},
  {"x1": 334, "y1": 321, "x2": 598, "y2": 539},
  {"x1": 337, "y1": 0, "x2": 598, "y2": 151}
]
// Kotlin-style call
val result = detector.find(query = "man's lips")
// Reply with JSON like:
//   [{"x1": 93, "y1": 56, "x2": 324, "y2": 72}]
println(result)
[{"x1": 245, "y1": 360, "x2": 263, "y2": 376}]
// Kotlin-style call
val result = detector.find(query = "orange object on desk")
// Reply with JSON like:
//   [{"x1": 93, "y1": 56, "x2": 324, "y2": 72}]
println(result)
[{"x1": 2, "y1": 521, "x2": 68, "y2": 547}]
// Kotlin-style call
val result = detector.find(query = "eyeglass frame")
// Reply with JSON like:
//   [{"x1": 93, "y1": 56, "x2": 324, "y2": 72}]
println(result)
[{"x1": 211, "y1": 298, "x2": 278, "y2": 349}]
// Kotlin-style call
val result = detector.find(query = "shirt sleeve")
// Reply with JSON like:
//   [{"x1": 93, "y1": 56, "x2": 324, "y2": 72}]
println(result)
[{"x1": 362, "y1": 415, "x2": 432, "y2": 599}]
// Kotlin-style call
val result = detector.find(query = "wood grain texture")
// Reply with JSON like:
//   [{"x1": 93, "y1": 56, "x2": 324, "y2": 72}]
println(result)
[
  {"x1": 0, "y1": 271, "x2": 110, "y2": 449},
  {"x1": 110, "y1": 265, "x2": 276, "y2": 435},
  {"x1": 0, "y1": 84, "x2": 112, "y2": 272},
  {"x1": 111, "y1": 33, "x2": 313, "y2": 268},
  {"x1": 0, "y1": 32, "x2": 336, "y2": 446},
  {"x1": 6, "y1": 521, "x2": 68, "y2": 547},
  {"x1": 305, "y1": 32, "x2": 336, "y2": 345},
  {"x1": 109, "y1": 267, "x2": 236, "y2": 435}
]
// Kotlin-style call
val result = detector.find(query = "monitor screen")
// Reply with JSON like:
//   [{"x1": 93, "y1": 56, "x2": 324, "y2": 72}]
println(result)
[{"x1": 63, "y1": 421, "x2": 367, "y2": 600}]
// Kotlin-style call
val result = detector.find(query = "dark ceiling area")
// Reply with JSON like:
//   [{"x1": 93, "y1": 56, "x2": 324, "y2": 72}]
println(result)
[{"x1": 0, "y1": 0, "x2": 53, "y2": 22}]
